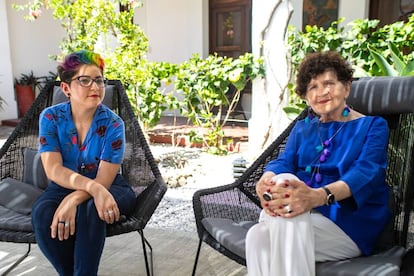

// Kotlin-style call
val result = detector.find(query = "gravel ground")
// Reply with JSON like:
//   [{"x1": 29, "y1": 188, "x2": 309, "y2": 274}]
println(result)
[{"x1": 147, "y1": 144, "x2": 248, "y2": 232}]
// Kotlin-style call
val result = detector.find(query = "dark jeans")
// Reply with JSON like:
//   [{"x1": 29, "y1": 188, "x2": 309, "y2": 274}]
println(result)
[{"x1": 31, "y1": 174, "x2": 135, "y2": 276}]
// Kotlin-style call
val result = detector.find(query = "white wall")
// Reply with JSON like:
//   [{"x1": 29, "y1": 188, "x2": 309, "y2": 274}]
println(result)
[
  {"x1": 7, "y1": 0, "x2": 64, "y2": 80},
  {"x1": 135, "y1": 0, "x2": 208, "y2": 62},
  {"x1": 1, "y1": 0, "x2": 63, "y2": 121},
  {"x1": 0, "y1": 1, "x2": 17, "y2": 121}
]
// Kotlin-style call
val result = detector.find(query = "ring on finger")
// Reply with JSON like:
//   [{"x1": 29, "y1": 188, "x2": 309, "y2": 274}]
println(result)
[
  {"x1": 64, "y1": 221, "x2": 70, "y2": 228},
  {"x1": 284, "y1": 205, "x2": 293, "y2": 214},
  {"x1": 263, "y1": 192, "x2": 272, "y2": 201},
  {"x1": 108, "y1": 210, "x2": 114, "y2": 216}
]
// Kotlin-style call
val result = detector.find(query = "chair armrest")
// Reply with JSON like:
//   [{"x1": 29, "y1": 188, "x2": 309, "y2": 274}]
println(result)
[
  {"x1": 106, "y1": 177, "x2": 167, "y2": 236},
  {"x1": 193, "y1": 181, "x2": 262, "y2": 236}
]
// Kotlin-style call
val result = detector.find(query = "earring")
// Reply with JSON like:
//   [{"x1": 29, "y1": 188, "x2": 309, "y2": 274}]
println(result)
[
  {"x1": 342, "y1": 106, "x2": 350, "y2": 117},
  {"x1": 305, "y1": 106, "x2": 315, "y2": 123}
]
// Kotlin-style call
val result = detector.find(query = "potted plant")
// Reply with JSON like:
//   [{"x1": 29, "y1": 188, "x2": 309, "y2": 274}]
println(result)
[{"x1": 14, "y1": 71, "x2": 38, "y2": 118}]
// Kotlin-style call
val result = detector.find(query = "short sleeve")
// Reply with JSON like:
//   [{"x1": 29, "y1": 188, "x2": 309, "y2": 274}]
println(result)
[
  {"x1": 38, "y1": 104, "x2": 66, "y2": 153},
  {"x1": 99, "y1": 116, "x2": 125, "y2": 164}
]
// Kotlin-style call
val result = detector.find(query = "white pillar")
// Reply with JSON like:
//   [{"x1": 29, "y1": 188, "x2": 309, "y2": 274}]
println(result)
[{"x1": 249, "y1": 0, "x2": 293, "y2": 158}]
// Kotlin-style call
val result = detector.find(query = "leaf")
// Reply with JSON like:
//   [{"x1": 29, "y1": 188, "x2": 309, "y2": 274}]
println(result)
[
  {"x1": 388, "y1": 42, "x2": 405, "y2": 74},
  {"x1": 368, "y1": 46, "x2": 398, "y2": 76},
  {"x1": 402, "y1": 60, "x2": 414, "y2": 76}
]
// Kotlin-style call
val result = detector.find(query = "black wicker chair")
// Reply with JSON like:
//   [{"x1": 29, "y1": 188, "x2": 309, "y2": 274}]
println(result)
[
  {"x1": 192, "y1": 76, "x2": 414, "y2": 275},
  {"x1": 0, "y1": 80, "x2": 167, "y2": 276}
]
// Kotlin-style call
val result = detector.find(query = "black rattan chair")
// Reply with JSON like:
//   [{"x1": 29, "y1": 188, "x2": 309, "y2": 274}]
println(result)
[
  {"x1": 192, "y1": 76, "x2": 414, "y2": 275},
  {"x1": 0, "y1": 80, "x2": 167, "y2": 276}
]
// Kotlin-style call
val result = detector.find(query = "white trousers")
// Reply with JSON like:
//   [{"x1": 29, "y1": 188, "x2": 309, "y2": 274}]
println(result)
[{"x1": 246, "y1": 175, "x2": 361, "y2": 276}]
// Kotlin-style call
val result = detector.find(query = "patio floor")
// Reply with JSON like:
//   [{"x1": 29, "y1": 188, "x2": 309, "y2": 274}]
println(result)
[
  {"x1": 0, "y1": 228, "x2": 247, "y2": 276},
  {"x1": 0, "y1": 121, "x2": 248, "y2": 276}
]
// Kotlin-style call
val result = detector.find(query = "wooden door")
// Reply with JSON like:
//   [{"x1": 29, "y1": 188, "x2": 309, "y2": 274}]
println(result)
[
  {"x1": 369, "y1": 0, "x2": 414, "y2": 26},
  {"x1": 209, "y1": 0, "x2": 252, "y2": 58},
  {"x1": 209, "y1": 0, "x2": 252, "y2": 121}
]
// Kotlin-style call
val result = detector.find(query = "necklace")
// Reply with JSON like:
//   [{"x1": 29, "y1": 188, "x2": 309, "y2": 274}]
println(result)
[
  {"x1": 305, "y1": 121, "x2": 346, "y2": 185},
  {"x1": 304, "y1": 106, "x2": 350, "y2": 187}
]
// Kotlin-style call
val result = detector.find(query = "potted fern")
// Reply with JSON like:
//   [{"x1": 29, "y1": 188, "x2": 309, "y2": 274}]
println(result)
[{"x1": 14, "y1": 71, "x2": 38, "y2": 117}]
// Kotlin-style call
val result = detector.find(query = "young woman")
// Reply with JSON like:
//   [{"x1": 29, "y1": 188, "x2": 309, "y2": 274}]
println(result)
[{"x1": 32, "y1": 50, "x2": 136, "y2": 276}]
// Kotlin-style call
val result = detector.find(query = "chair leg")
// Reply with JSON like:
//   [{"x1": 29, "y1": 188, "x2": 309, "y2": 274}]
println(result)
[
  {"x1": 191, "y1": 238, "x2": 203, "y2": 276},
  {"x1": 138, "y1": 229, "x2": 153, "y2": 276},
  {"x1": 2, "y1": 243, "x2": 31, "y2": 276}
]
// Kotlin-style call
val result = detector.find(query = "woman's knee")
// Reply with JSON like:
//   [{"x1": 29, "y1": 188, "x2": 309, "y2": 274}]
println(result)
[{"x1": 246, "y1": 223, "x2": 270, "y2": 250}]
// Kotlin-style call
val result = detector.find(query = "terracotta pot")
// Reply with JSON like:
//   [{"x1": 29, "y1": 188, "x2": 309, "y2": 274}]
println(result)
[{"x1": 15, "y1": 84, "x2": 35, "y2": 118}]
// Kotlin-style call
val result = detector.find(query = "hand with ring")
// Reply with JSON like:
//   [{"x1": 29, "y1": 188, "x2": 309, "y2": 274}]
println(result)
[
  {"x1": 58, "y1": 220, "x2": 70, "y2": 228},
  {"x1": 284, "y1": 205, "x2": 293, "y2": 214},
  {"x1": 263, "y1": 191, "x2": 272, "y2": 201},
  {"x1": 104, "y1": 208, "x2": 118, "y2": 224},
  {"x1": 55, "y1": 220, "x2": 71, "y2": 241}
]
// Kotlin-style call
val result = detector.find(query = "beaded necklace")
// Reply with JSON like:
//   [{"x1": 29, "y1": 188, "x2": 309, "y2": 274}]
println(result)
[{"x1": 305, "y1": 106, "x2": 350, "y2": 187}]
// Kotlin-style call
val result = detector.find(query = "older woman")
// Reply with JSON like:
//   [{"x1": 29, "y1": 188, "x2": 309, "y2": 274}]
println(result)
[
  {"x1": 32, "y1": 50, "x2": 136, "y2": 276},
  {"x1": 245, "y1": 51, "x2": 391, "y2": 275}
]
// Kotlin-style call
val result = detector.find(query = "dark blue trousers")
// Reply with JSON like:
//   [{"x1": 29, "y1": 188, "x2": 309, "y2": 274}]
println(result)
[{"x1": 31, "y1": 174, "x2": 136, "y2": 276}]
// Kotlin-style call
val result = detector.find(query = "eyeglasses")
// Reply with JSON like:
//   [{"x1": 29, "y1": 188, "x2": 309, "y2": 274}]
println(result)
[{"x1": 71, "y1": 76, "x2": 106, "y2": 88}]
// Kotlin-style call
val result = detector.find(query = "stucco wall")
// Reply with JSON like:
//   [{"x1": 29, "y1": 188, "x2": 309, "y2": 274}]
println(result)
[
  {"x1": 136, "y1": 0, "x2": 208, "y2": 63},
  {"x1": 0, "y1": 1, "x2": 16, "y2": 120}
]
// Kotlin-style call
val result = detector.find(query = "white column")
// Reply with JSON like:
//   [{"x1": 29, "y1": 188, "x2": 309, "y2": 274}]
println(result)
[{"x1": 249, "y1": 0, "x2": 293, "y2": 158}]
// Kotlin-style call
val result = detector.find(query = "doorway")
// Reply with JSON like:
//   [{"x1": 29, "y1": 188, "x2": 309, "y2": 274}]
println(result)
[
  {"x1": 209, "y1": 0, "x2": 252, "y2": 121},
  {"x1": 209, "y1": 0, "x2": 252, "y2": 57}
]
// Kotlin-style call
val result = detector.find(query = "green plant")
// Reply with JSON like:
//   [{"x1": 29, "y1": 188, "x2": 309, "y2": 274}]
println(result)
[
  {"x1": 369, "y1": 42, "x2": 414, "y2": 76},
  {"x1": 12, "y1": 1, "x2": 265, "y2": 155},
  {"x1": 14, "y1": 71, "x2": 38, "y2": 87},
  {"x1": 285, "y1": 14, "x2": 414, "y2": 116},
  {"x1": 174, "y1": 53, "x2": 265, "y2": 155}
]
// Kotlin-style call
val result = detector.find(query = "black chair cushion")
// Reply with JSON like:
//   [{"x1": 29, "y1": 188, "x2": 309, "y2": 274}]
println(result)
[
  {"x1": 0, "y1": 205, "x2": 33, "y2": 232},
  {"x1": 22, "y1": 148, "x2": 49, "y2": 190},
  {"x1": 0, "y1": 177, "x2": 42, "y2": 216},
  {"x1": 349, "y1": 76, "x2": 414, "y2": 115}
]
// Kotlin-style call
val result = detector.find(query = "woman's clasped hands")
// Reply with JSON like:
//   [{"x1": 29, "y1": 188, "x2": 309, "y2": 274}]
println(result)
[{"x1": 257, "y1": 172, "x2": 316, "y2": 218}]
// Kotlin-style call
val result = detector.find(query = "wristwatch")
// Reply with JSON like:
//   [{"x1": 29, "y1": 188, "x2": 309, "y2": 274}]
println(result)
[{"x1": 322, "y1": 186, "x2": 335, "y2": 205}]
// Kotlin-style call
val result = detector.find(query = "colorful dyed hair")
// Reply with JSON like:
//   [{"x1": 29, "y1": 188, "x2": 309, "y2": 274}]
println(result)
[{"x1": 57, "y1": 50, "x2": 105, "y2": 83}]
